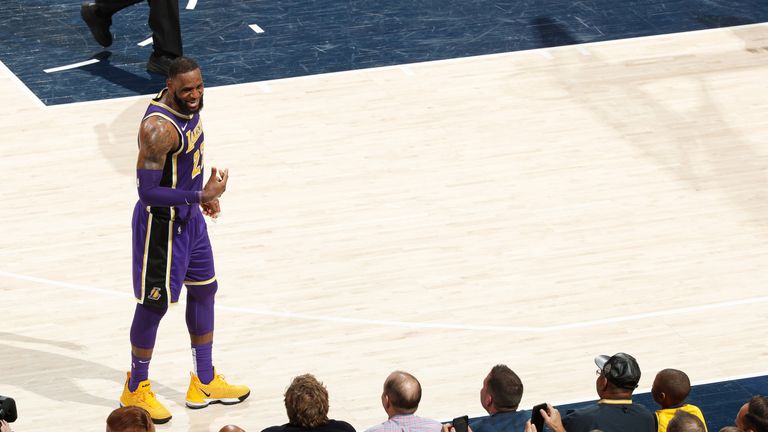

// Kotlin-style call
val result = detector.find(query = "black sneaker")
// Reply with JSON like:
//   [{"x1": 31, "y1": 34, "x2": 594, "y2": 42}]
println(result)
[
  {"x1": 147, "y1": 53, "x2": 175, "y2": 75},
  {"x1": 80, "y1": 3, "x2": 112, "y2": 47}
]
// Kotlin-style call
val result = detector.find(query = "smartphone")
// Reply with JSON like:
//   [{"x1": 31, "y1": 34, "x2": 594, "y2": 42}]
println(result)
[
  {"x1": 452, "y1": 415, "x2": 469, "y2": 432},
  {"x1": 531, "y1": 403, "x2": 547, "y2": 432}
]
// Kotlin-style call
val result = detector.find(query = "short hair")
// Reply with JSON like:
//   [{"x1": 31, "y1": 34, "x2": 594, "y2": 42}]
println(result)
[
  {"x1": 719, "y1": 427, "x2": 743, "y2": 432},
  {"x1": 656, "y1": 369, "x2": 692, "y2": 405},
  {"x1": 486, "y1": 364, "x2": 524, "y2": 411},
  {"x1": 106, "y1": 406, "x2": 154, "y2": 432},
  {"x1": 168, "y1": 56, "x2": 200, "y2": 78},
  {"x1": 284, "y1": 374, "x2": 329, "y2": 428},
  {"x1": 744, "y1": 396, "x2": 768, "y2": 432},
  {"x1": 384, "y1": 371, "x2": 422, "y2": 413},
  {"x1": 668, "y1": 411, "x2": 706, "y2": 432}
]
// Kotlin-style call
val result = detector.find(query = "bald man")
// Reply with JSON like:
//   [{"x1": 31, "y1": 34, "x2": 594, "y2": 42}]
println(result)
[{"x1": 364, "y1": 371, "x2": 442, "y2": 432}]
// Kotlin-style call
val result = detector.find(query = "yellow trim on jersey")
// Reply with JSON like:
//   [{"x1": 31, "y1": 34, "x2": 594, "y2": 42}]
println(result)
[
  {"x1": 150, "y1": 90, "x2": 194, "y2": 120},
  {"x1": 169, "y1": 132, "x2": 185, "y2": 221},
  {"x1": 143, "y1": 111, "x2": 183, "y2": 137},
  {"x1": 139, "y1": 211, "x2": 154, "y2": 303},
  {"x1": 184, "y1": 276, "x2": 217, "y2": 286},
  {"x1": 598, "y1": 399, "x2": 633, "y2": 404},
  {"x1": 165, "y1": 220, "x2": 174, "y2": 304}
]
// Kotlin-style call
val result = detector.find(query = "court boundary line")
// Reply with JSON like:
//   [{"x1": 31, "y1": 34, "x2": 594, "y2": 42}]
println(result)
[
  {"x1": 3, "y1": 269, "x2": 768, "y2": 333},
  {"x1": 6, "y1": 21, "x2": 766, "y2": 109},
  {"x1": 0, "y1": 59, "x2": 45, "y2": 108}
]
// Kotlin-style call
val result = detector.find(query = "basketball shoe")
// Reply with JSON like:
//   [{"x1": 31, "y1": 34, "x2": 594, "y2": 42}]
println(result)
[
  {"x1": 185, "y1": 370, "x2": 250, "y2": 409},
  {"x1": 119, "y1": 372, "x2": 172, "y2": 424}
]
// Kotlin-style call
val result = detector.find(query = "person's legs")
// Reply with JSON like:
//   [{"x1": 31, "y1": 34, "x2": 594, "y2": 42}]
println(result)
[
  {"x1": 183, "y1": 212, "x2": 250, "y2": 409},
  {"x1": 145, "y1": 0, "x2": 182, "y2": 74},
  {"x1": 119, "y1": 303, "x2": 172, "y2": 424},
  {"x1": 124, "y1": 205, "x2": 184, "y2": 424},
  {"x1": 81, "y1": 0, "x2": 144, "y2": 47},
  {"x1": 128, "y1": 303, "x2": 167, "y2": 391},
  {"x1": 94, "y1": 0, "x2": 145, "y2": 21},
  {"x1": 147, "y1": 0, "x2": 182, "y2": 58}
]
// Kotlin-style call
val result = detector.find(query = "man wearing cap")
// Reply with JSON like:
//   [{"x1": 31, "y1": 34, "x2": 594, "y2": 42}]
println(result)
[{"x1": 545, "y1": 353, "x2": 655, "y2": 432}]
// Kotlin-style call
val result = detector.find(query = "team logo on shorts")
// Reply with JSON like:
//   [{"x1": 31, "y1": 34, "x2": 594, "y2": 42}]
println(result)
[{"x1": 148, "y1": 287, "x2": 163, "y2": 301}]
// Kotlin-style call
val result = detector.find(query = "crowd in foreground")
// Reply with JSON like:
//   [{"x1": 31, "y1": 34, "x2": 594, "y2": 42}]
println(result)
[{"x1": 102, "y1": 352, "x2": 768, "y2": 432}]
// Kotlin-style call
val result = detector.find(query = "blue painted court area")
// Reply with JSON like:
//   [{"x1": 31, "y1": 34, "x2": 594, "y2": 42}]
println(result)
[
  {"x1": 1, "y1": 0, "x2": 766, "y2": 105},
  {"x1": 470, "y1": 375, "x2": 768, "y2": 432}
]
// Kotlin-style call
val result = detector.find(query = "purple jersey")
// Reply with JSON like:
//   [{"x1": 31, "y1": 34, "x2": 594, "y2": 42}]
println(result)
[{"x1": 141, "y1": 88, "x2": 205, "y2": 221}]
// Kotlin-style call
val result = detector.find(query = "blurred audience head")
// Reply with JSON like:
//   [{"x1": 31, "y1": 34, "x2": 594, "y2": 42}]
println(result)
[
  {"x1": 667, "y1": 410, "x2": 706, "y2": 432},
  {"x1": 219, "y1": 426, "x2": 246, "y2": 432},
  {"x1": 285, "y1": 374, "x2": 330, "y2": 428},
  {"x1": 652, "y1": 369, "x2": 692, "y2": 408},
  {"x1": 382, "y1": 371, "x2": 422, "y2": 416},
  {"x1": 106, "y1": 406, "x2": 154, "y2": 432},
  {"x1": 480, "y1": 364, "x2": 523, "y2": 414},
  {"x1": 736, "y1": 396, "x2": 768, "y2": 432}
]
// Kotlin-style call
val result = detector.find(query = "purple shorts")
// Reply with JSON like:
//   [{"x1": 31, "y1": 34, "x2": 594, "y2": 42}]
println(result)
[{"x1": 131, "y1": 201, "x2": 216, "y2": 308}]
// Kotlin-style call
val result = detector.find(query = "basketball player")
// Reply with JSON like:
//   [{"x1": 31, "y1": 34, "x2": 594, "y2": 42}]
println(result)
[{"x1": 123, "y1": 56, "x2": 249, "y2": 424}]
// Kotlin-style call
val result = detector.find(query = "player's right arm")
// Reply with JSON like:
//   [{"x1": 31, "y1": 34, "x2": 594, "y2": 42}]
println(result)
[
  {"x1": 136, "y1": 116, "x2": 202, "y2": 206},
  {"x1": 136, "y1": 116, "x2": 228, "y2": 206}
]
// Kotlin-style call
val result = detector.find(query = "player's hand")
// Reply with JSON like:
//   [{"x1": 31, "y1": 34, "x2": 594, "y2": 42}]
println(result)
[
  {"x1": 201, "y1": 166, "x2": 228, "y2": 203},
  {"x1": 1, "y1": 420, "x2": 12, "y2": 432},
  {"x1": 201, "y1": 198, "x2": 221, "y2": 218}
]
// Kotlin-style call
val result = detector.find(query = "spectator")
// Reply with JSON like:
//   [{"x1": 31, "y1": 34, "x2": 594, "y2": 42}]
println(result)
[
  {"x1": 667, "y1": 411, "x2": 706, "y2": 432},
  {"x1": 262, "y1": 374, "x2": 355, "y2": 432},
  {"x1": 470, "y1": 364, "x2": 528, "y2": 432},
  {"x1": 80, "y1": 0, "x2": 182, "y2": 74},
  {"x1": 543, "y1": 353, "x2": 655, "y2": 432},
  {"x1": 652, "y1": 369, "x2": 707, "y2": 432},
  {"x1": 736, "y1": 396, "x2": 768, "y2": 432},
  {"x1": 106, "y1": 406, "x2": 155, "y2": 432},
  {"x1": 365, "y1": 371, "x2": 442, "y2": 432}
]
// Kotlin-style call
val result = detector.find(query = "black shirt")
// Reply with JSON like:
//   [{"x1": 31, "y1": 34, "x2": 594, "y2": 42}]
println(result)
[
  {"x1": 562, "y1": 399, "x2": 655, "y2": 432},
  {"x1": 262, "y1": 420, "x2": 356, "y2": 432}
]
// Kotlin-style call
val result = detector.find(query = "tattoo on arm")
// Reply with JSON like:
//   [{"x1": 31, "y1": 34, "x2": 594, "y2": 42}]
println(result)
[{"x1": 137, "y1": 116, "x2": 179, "y2": 170}]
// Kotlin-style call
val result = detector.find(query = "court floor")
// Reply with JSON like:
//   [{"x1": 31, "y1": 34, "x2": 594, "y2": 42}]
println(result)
[{"x1": 2, "y1": 23, "x2": 768, "y2": 432}]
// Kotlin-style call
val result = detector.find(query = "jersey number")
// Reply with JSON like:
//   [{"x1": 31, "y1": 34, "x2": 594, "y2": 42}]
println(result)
[{"x1": 191, "y1": 142, "x2": 204, "y2": 179}]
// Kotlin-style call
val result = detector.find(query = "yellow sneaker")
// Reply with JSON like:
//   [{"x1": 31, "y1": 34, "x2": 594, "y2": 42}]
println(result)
[
  {"x1": 119, "y1": 372, "x2": 172, "y2": 424},
  {"x1": 185, "y1": 370, "x2": 250, "y2": 409}
]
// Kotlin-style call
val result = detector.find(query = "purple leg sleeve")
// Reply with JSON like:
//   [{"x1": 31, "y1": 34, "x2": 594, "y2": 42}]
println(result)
[
  {"x1": 128, "y1": 303, "x2": 167, "y2": 391},
  {"x1": 185, "y1": 281, "x2": 217, "y2": 336}
]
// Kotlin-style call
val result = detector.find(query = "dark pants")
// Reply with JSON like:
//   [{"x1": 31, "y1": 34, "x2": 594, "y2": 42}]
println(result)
[{"x1": 95, "y1": 0, "x2": 182, "y2": 57}]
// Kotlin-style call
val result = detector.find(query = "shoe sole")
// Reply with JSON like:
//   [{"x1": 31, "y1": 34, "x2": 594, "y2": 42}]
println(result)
[
  {"x1": 185, "y1": 391, "x2": 250, "y2": 409},
  {"x1": 120, "y1": 401, "x2": 172, "y2": 424}
]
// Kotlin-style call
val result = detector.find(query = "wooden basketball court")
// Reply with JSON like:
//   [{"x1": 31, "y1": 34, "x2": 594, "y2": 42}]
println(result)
[{"x1": 2, "y1": 23, "x2": 768, "y2": 431}]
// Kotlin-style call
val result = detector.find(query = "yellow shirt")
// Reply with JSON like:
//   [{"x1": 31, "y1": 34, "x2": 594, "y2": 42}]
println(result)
[{"x1": 655, "y1": 404, "x2": 707, "y2": 432}]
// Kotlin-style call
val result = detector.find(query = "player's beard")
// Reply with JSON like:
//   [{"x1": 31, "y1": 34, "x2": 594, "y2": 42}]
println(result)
[{"x1": 174, "y1": 90, "x2": 204, "y2": 114}]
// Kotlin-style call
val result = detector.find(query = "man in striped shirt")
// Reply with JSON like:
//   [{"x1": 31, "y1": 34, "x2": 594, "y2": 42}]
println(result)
[{"x1": 365, "y1": 371, "x2": 442, "y2": 432}]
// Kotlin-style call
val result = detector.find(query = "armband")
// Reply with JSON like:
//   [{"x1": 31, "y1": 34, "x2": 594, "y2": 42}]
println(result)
[{"x1": 137, "y1": 169, "x2": 200, "y2": 206}]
